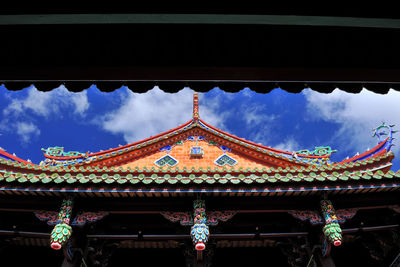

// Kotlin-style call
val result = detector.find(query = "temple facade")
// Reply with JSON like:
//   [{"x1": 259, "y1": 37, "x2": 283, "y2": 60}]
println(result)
[{"x1": 0, "y1": 93, "x2": 399, "y2": 267}]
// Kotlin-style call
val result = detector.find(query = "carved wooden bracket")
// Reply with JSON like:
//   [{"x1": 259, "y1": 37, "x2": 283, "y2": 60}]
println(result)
[
  {"x1": 34, "y1": 210, "x2": 109, "y2": 226},
  {"x1": 160, "y1": 210, "x2": 236, "y2": 226},
  {"x1": 160, "y1": 212, "x2": 193, "y2": 226},
  {"x1": 288, "y1": 208, "x2": 358, "y2": 225},
  {"x1": 207, "y1": 211, "x2": 237, "y2": 226}
]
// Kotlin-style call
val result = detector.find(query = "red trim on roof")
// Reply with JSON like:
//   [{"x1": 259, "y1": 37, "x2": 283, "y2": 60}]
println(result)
[
  {"x1": 199, "y1": 119, "x2": 331, "y2": 159},
  {"x1": 0, "y1": 149, "x2": 33, "y2": 165},
  {"x1": 44, "y1": 120, "x2": 193, "y2": 160},
  {"x1": 338, "y1": 137, "x2": 389, "y2": 164}
]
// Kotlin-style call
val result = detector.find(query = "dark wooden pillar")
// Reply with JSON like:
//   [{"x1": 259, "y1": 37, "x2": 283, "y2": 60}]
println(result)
[
  {"x1": 313, "y1": 247, "x2": 335, "y2": 267},
  {"x1": 182, "y1": 241, "x2": 214, "y2": 267},
  {"x1": 311, "y1": 234, "x2": 336, "y2": 267},
  {"x1": 84, "y1": 239, "x2": 119, "y2": 267}
]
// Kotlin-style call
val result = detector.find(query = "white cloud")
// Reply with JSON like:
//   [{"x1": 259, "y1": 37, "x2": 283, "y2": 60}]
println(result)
[
  {"x1": 242, "y1": 105, "x2": 276, "y2": 126},
  {"x1": 274, "y1": 138, "x2": 301, "y2": 152},
  {"x1": 15, "y1": 122, "x2": 40, "y2": 143},
  {"x1": 1, "y1": 85, "x2": 89, "y2": 143},
  {"x1": 3, "y1": 85, "x2": 89, "y2": 118},
  {"x1": 99, "y1": 87, "x2": 225, "y2": 143},
  {"x1": 303, "y1": 88, "x2": 400, "y2": 155}
]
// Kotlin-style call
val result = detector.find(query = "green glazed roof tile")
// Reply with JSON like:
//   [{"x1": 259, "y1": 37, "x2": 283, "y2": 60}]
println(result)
[
  {"x1": 66, "y1": 178, "x2": 77, "y2": 184},
  {"x1": 54, "y1": 178, "x2": 64, "y2": 184},
  {"x1": 181, "y1": 177, "x2": 191, "y2": 184},
  {"x1": 205, "y1": 178, "x2": 216, "y2": 184},
  {"x1": 255, "y1": 177, "x2": 266, "y2": 183},
  {"x1": 362, "y1": 174, "x2": 372, "y2": 180},
  {"x1": 218, "y1": 178, "x2": 228, "y2": 184},
  {"x1": 327, "y1": 176, "x2": 337, "y2": 181},
  {"x1": 130, "y1": 177, "x2": 140, "y2": 184},
  {"x1": 243, "y1": 178, "x2": 253, "y2": 184},
  {"x1": 42, "y1": 176, "x2": 53, "y2": 183},
  {"x1": 105, "y1": 178, "x2": 115, "y2": 184},
  {"x1": 92, "y1": 177, "x2": 103, "y2": 183},
  {"x1": 167, "y1": 178, "x2": 178, "y2": 184},
  {"x1": 6, "y1": 175, "x2": 16, "y2": 182},
  {"x1": 384, "y1": 173, "x2": 393, "y2": 179},
  {"x1": 142, "y1": 177, "x2": 153, "y2": 184}
]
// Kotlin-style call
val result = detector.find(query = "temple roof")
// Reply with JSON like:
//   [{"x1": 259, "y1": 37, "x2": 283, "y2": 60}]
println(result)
[
  {"x1": 40, "y1": 93, "x2": 341, "y2": 169},
  {"x1": 38, "y1": 93, "x2": 394, "y2": 170},
  {"x1": 0, "y1": 93, "x2": 396, "y2": 196}
]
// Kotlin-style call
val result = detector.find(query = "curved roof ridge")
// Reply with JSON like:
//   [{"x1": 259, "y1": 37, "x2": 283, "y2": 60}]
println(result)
[
  {"x1": 0, "y1": 148, "x2": 32, "y2": 165},
  {"x1": 198, "y1": 119, "x2": 331, "y2": 159},
  {"x1": 44, "y1": 120, "x2": 194, "y2": 160},
  {"x1": 338, "y1": 137, "x2": 390, "y2": 164}
]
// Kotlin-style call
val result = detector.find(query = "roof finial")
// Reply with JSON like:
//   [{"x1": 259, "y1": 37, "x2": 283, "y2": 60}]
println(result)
[{"x1": 193, "y1": 92, "x2": 199, "y2": 121}]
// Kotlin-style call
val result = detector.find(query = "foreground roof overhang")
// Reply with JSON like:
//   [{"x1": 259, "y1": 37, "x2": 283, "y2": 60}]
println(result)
[{"x1": 1, "y1": 8, "x2": 400, "y2": 94}]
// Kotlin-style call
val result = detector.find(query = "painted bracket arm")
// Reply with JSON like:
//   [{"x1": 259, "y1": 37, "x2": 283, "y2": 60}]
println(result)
[
  {"x1": 34, "y1": 210, "x2": 59, "y2": 225},
  {"x1": 287, "y1": 210, "x2": 323, "y2": 225},
  {"x1": 207, "y1": 211, "x2": 237, "y2": 226},
  {"x1": 71, "y1": 211, "x2": 109, "y2": 226},
  {"x1": 50, "y1": 197, "x2": 74, "y2": 250},
  {"x1": 288, "y1": 208, "x2": 358, "y2": 225},
  {"x1": 160, "y1": 211, "x2": 193, "y2": 226},
  {"x1": 320, "y1": 200, "x2": 342, "y2": 246}
]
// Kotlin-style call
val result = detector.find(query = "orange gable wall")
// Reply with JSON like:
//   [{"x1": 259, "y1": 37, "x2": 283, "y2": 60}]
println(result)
[{"x1": 120, "y1": 140, "x2": 272, "y2": 169}]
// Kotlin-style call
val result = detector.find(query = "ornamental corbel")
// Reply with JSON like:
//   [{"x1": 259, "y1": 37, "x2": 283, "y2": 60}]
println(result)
[
  {"x1": 160, "y1": 200, "x2": 236, "y2": 251},
  {"x1": 320, "y1": 199, "x2": 342, "y2": 246},
  {"x1": 190, "y1": 200, "x2": 209, "y2": 251},
  {"x1": 50, "y1": 197, "x2": 74, "y2": 250}
]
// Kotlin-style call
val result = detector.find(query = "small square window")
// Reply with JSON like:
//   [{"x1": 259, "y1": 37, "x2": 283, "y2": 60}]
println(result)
[{"x1": 190, "y1": 147, "x2": 204, "y2": 158}]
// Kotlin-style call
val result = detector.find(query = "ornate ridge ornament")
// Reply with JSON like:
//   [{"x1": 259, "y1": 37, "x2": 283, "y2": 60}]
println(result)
[
  {"x1": 190, "y1": 200, "x2": 209, "y2": 251},
  {"x1": 296, "y1": 146, "x2": 337, "y2": 157},
  {"x1": 193, "y1": 92, "x2": 199, "y2": 121},
  {"x1": 50, "y1": 197, "x2": 74, "y2": 250},
  {"x1": 320, "y1": 200, "x2": 342, "y2": 246},
  {"x1": 41, "y1": 147, "x2": 87, "y2": 158},
  {"x1": 373, "y1": 122, "x2": 397, "y2": 152}
]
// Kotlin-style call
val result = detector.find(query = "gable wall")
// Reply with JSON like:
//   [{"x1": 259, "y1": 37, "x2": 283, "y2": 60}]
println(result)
[{"x1": 120, "y1": 139, "x2": 272, "y2": 169}]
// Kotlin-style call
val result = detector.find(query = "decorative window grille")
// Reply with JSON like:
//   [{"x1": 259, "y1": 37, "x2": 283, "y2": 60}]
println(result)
[
  {"x1": 215, "y1": 154, "x2": 237, "y2": 166},
  {"x1": 155, "y1": 155, "x2": 178, "y2": 167}
]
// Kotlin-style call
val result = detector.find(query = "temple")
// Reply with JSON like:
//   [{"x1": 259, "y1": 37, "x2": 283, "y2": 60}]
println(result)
[{"x1": 0, "y1": 92, "x2": 399, "y2": 267}]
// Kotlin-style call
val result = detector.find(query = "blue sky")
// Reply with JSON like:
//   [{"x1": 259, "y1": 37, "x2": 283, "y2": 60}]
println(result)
[{"x1": 0, "y1": 85, "x2": 399, "y2": 171}]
